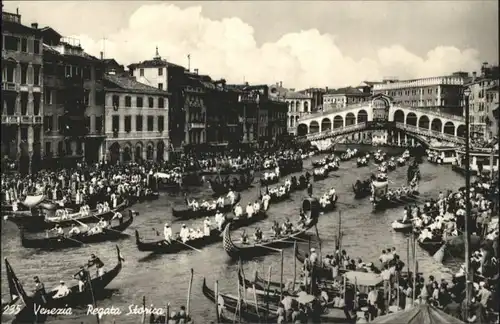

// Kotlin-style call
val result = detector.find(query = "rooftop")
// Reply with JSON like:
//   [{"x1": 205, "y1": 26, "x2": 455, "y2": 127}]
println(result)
[
  {"x1": 104, "y1": 74, "x2": 170, "y2": 95},
  {"x1": 284, "y1": 91, "x2": 311, "y2": 99},
  {"x1": 128, "y1": 48, "x2": 185, "y2": 70},
  {"x1": 325, "y1": 87, "x2": 369, "y2": 96}
]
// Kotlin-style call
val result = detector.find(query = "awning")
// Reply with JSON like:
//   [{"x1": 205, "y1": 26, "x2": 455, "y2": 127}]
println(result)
[
  {"x1": 22, "y1": 195, "x2": 45, "y2": 208},
  {"x1": 371, "y1": 304, "x2": 465, "y2": 324},
  {"x1": 343, "y1": 271, "x2": 383, "y2": 287}
]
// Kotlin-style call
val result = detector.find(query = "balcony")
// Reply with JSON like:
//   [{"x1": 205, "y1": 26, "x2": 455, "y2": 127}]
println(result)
[
  {"x1": 2, "y1": 82, "x2": 17, "y2": 92},
  {"x1": 189, "y1": 123, "x2": 205, "y2": 129},
  {"x1": 239, "y1": 94, "x2": 260, "y2": 103},
  {"x1": 1, "y1": 115, "x2": 20, "y2": 124}
]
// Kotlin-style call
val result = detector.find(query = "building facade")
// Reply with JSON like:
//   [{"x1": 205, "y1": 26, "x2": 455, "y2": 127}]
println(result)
[
  {"x1": 127, "y1": 49, "x2": 186, "y2": 149},
  {"x1": 41, "y1": 27, "x2": 106, "y2": 168},
  {"x1": 372, "y1": 75, "x2": 465, "y2": 116},
  {"x1": 1, "y1": 9, "x2": 44, "y2": 174},
  {"x1": 285, "y1": 92, "x2": 313, "y2": 134},
  {"x1": 322, "y1": 87, "x2": 371, "y2": 110},
  {"x1": 103, "y1": 74, "x2": 169, "y2": 163},
  {"x1": 465, "y1": 63, "x2": 499, "y2": 142}
]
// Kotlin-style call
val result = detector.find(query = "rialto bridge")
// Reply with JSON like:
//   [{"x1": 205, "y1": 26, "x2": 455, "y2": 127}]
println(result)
[{"x1": 296, "y1": 95, "x2": 466, "y2": 147}]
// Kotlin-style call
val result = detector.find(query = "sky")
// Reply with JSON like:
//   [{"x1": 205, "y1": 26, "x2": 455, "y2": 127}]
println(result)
[{"x1": 3, "y1": 1, "x2": 499, "y2": 89}]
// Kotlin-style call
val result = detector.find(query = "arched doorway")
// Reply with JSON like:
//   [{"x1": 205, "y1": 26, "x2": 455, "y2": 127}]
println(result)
[
  {"x1": 309, "y1": 121, "x2": 319, "y2": 133},
  {"x1": 333, "y1": 116, "x2": 343, "y2": 128},
  {"x1": 109, "y1": 142, "x2": 120, "y2": 164},
  {"x1": 321, "y1": 118, "x2": 332, "y2": 132},
  {"x1": 123, "y1": 146, "x2": 131, "y2": 162},
  {"x1": 135, "y1": 143, "x2": 143, "y2": 162},
  {"x1": 345, "y1": 113, "x2": 356, "y2": 126},
  {"x1": 393, "y1": 110, "x2": 405, "y2": 123},
  {"x1": 157, "y1": 141, "x2": 165, "y2": 161},
  {"x1": 406, "y1": 113, "x2": 417, "y2": 126},
  {"x1": 357, "y1": 109, "x2": 368, "y2": 123},
  {"x1": 297, "y1": 124, "x2": 308, "y2": 136},
  {"x1": 146, "y1": 143, "x2": 154, "y2": 160},
  {"x1": 457, "y1": 125, "x2": 466, "y2": 138},
  {"x1": 443, "y1": 122, "x2": 455, "y2": 135},
  {"x1": 418, "y1": 116, "x2": 430, "y2": 129},
  {"x1": 431, "y1": 118, "x2": 442, "y2": 132}
]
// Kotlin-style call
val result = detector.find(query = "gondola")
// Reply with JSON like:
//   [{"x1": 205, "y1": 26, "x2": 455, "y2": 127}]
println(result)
[
  {"x1": 417, "y1": 237, "x2": 444, "y2": 256},
  {"x1": 268, "y1": 190, "x2": 291, "y2": 203},
  {"x1": 5, "y1": 201, "x2": 129, "y2": 233},
  {"x1": 208, "y1": 174, "x2": 255, "y2": 196},
  {"x1": 391, "y1": 219, "x2": 413, "y2": 233},
  {"x1": 12, "y1": 246, "x2": 124, "y2": 324},
  {"x1": 135, "y1": 211, "x2": 267, "y2": 254},
  {"x1": 397, "y1": 158, "x2": 406, "y2": 166},
  {"x1": 387, "y1": 161, "x2": 397, "y2": 170},
  {"x1": 356, "y1": 159, "x2": 368, "y2": 167},
  {"x1": 222, "y1": 215, "x2": 318, "y2": 260},
  {"x1": 279, "y1": 159, "x2": 303, "y2": 176},
  {"x1": 326, "y1": 162, "x2": 339, "y2": 171},
  {"x1": 200, "y1": 166, "x2": 252, "y2": 176},
  {"x1": 352, "y1": 180, "x2": 371, "y2": 199},
  {"x1": 20, "y1": 212, "x2": 134, "y2": 250},
  {"x1": 172, "y1": 193, "x2": 241, "y2": 219},
  {"x1": 372, "y1": 191, "x2": 420, "y2": 211},
  {"x1": 312, "y1": 170, "x2": 329, "y2": 181},
  {"x1": 290, "y1": 176, "x2": 309, "y2": 191},
  {"x1": 311, "y1": 160, "x2": 327, "y2": 168},
  {"x1": 260, "y1": 176, "x2": 279, "y2": 186}
]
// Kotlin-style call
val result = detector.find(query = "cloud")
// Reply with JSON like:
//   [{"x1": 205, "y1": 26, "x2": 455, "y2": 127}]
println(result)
[{"x1": 71, "y1": 3, "x2": 482, "y2": 89}]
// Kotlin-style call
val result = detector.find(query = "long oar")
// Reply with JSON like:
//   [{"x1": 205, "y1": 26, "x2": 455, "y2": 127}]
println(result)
[
  {"x1": 63, "y1": 235, "x2": 86, "y2": 246},
  {"x1": 176, "y1": 239, "x2": 202, "y2": 252}
]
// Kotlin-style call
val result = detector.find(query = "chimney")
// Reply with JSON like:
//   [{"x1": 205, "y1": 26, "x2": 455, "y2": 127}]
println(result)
[
  {"x1": 100, "y1": 51, "x2": 103, "y2": 60},
  {"x1": 325, "y1": 87, "x2": 329, "y2": 92},
  {"x1": 31, "y1": 23, "x2": 38, "y2": 29},
  {"x1": 194, "y1": 68, "x2": 199, "y2": 75},
  {"x1": 280, "y1": 81, "x2": 283, "y2": 87},
  {"x1": 16, "y1": 8, "x2": 19, "y2": 15}
]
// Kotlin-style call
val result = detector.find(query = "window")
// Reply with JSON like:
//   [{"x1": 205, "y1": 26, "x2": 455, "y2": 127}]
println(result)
[
  {"x1": 125, "y1": 96, "x2": 131, "y2": 107},
  {"x1": 58, "y1": 116, "x2": 64, "y2": 131},
  {"x1": 33, "y1": 93, "x2": 41, "y2": 115},
  {"x1": 147, "y1": 116, "x2": 154, "y2": 131},
  {"x1": 148, "y1": 97, "x2": 154, "y2": 108},
  {"x1": 112, "y1": 95, "x2": 120, "y2": 107},
  {"x1": 4, "y1": 35, "x2": 19, "y2": 51},
  {"x1": 43, "y1": 116, "x2": 53, "y2": 132},
  {"x1": 33, "y1": 65, "x2": 40, "y2": 85},
  {"x1": 112, "y1": 116, "x2": 119, "y2": 132},
  {"x1": 158, "y1": 97, "x2": 165, "y2": 108},
  {"x1": 21, "y1": 38, "x2": 27, "y2": 52},
  {"x1": 33, "y1": 40, "x2": 40, "y2": 54},
  {"x1": 85, "y1": 116, "x2": 91, "y2": 132},
  {"x1": 21, "y1": 93, "x2": 28, "y2": 115},
  {"x1": 95, "y1": 116, "x2": 103, "y2": 133},
  {"x1": 139, "y1": 69, "x2": 144, "y2": 76},
  {"x1": 158, "y1": 83, "x2": 163, "y2": 90},
  {"x1": 83, "y1": 90, "x2": 90, "y2": 106},
  {"x1": 65, "y1": 65, "x2": 71, "y2": 77},
  {"x1": 96, "y1": 91, "x2": 105, "y2": 105},
  {"x1": 125, "y1": 116, "x2": 132, "y2": 132},
  {"x1": 83, "y1": 66, "x2": 91, "y2": 80},
  {"x1": 21, "y1": 64, "x2": 28, "y2": 84},
  {"x1": 6, "y1": 66, "x2": 15, "y2": 82},
  {"x1": 136, "y1": 115, "x2": 143, "y2": 131},
  {"x1": 137, "y1": 97, "x2": 143, "y2": 108},
  {"x1": 45, "y1": 142, "x2": 52, "y2": 155},
  {"x1": 158, "y1": 116, "x2": 164, "y2": 132},
  {"x1": 158, "y1": 68, "x2": 163, "y2": 76}
]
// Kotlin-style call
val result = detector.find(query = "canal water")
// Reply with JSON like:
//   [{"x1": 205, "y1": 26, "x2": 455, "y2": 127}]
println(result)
[{"x1": 1, "y1": 148, "x2": 466, "y2": 324}]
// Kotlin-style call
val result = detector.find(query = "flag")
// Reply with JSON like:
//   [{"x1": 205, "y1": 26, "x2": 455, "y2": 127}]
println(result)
[{"x1": 5, "y1": 259, "x2": 28, "y2": 305}]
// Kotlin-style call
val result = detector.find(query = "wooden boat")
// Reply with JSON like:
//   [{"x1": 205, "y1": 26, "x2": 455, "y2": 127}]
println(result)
[
  {"x1": 172, "y1": 193, "x2": 241, "y2": 219},
  {"x1": 12, "y1": 246, "x2": 124, "y2": 324},
  {"x1": 20, "y1": 212, "x2": 134, "y2": 250},
  {"x1": 208, "y1": 174, "x2": 254, "y2": 195},
  {"x1": 312, "y1": 170, "x2": 329, "y2": 181},
  {"x1": 260, "y1": 176, "x2": 279, "y2": 186},
  {"x1": 135, "y1": 211, "x2": 267, "y2": 254},
  {"x1": 279, "y1": 159, "x2": 303, "y2": 176},
  {"x1": 312, "y1": 160, "x2": 327, "y2": 168},
  {"x1": 326, "y1": 162, "x2": 339, "y2": 171},
  {"x1": 222, "y1": 216, "x2": 318, "y2": 260},
  {"x1": 268, "y1": 190, "x2": 291, "y2": 203},
  {"x1": 372, "y1": 191, "x2": 420, "y2": 211},
  {"x1": 356, "y1": 159, "x2": 368, "y2": 167},
  {"x1": 5, "y1": 201, "x2": 129, "y2": 233},
  {"x1": 387, "y1": 161, "x2": 397, "y2": 170},
  {"x1": 417, "y1": 237, "x2": 443, "y2": 256},
  {"x1": 1, "y1": 259, "x2": 21, "y2": 314},
  {"x1": 199, "y1": 166, "x2": 251, "y2": 176},
  {"x1": 290, "y1": 175, "x2": 309, "y2": 191},
  {"x1": 352, "y1": 180, "x2": 371, "y2": 199},
  {"x1": 391, "y1": 219, "x2": 413, "y2": 233},
  {"x1": 1, "y1": 194, "x2": 45, "y2": 213},
  {"x1": 397, "y1": 158, "x2": 406, "y2": 166}
]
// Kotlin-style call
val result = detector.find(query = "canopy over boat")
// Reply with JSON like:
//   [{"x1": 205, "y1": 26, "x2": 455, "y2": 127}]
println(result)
[
  {"x1": 372, "y1": 180, "x2": 389, "y2": 189},
  {"x1": 22, "y1": 195, "x2": 45, "y2": 208},
  {"x1": 343, "y1": 271, "x2": 383, "y2": 287},
  {"x1": 371, "y1": 304, "x2": 465, "y2": 324}
]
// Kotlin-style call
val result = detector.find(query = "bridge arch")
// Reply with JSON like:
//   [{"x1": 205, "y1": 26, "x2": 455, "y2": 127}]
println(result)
[
  {"x1": 457, "y1": 125, "x2": 466, "y2": 138},
  {"x1": 357, "y1": 109, "x2": 368, "y2": 123},
  {"x1": 321, "y1": 118, "x2": 332, "y2": 132},
  {"x1": 310, "y1": 121, "x2": 320, "y2": 133},
  {"x1": 443, "y1": 121, "x2": 455, "y2": 136},
  {"x1": 345, "y1": 112, "x2": 356, "y2": 126},
  {"x1": 418, "y1": 115, "x2": 430, "y2": 129},
  {"x1": 394, "y1": 110, "x2": 405, "y2": 123},
  {"x1": 333, "y1": 115, "x2": 344, "y2": 128},
  {"x1": 431, "y1": 118, "x2": 442, "y2": 132},
  {"x1": 297, "y1": 123, "x2": 308, "y2": 136},
  {"x1": 406, "y1": 112, "x2": 417, "y2": 126}
]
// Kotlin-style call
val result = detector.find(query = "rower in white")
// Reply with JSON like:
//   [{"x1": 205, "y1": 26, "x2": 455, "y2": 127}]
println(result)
[
  {"x1": 216, "y1": 196, "x2": 225, "y2": 208},
  {"x1": 262, "y1": 193, "x2": 271, "y2": 211},
  {"x1": 215, "y1": 210, "x2": 225, "y2": 230},
  {"x1": 52, "y1": 280, "x2": 71, "y2": 299},
  {"x1": 203, "y1": 217, "x2": 211, "y2": 236},
  {"x1": 68, "y1": 224, "x2": 81, "y2": 236},
  {"x1": 179, "y1": 224, "x2": 190, "y2": 243},
  {"x1": 227, "y1": 190, "x2": 236, "y2": 205},
  {"x1": 164, "y1": 223, "x2": 173, "y2": 243},
  {"x1": 246, "y1": 203, "x2": 255, "y2": 218},
  {"x1": 253, "y1": 200, "x2": 261, "y2": 213},
  {"x1": 234, "y1": 203, "x2": 243, "y2": 218}
]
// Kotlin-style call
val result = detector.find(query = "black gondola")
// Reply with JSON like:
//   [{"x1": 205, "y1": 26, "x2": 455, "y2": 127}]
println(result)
[
  {"x1": 172, "y1": 193, "x2": 241, "y2": 219},
  {"x1": 268, "y1": 190, "x2": 291, "y2": 203},
  {"x1": 208, "y1": 174, "x2": 255, "y2": 195},
  {"x1": 20, "y1": 212, "x2": 134, "y2": 250},
  {"x1": 260, "y1": 176, "x2": 280, "y2": 186},
  {"x1": 312, "y1": 170, "x2": 329, "y2": 181},
  {"x1": 135, "y1": 211, "x2": 267, "y2": 254},
  {"x1": 372, "y1": 191, "x2": 420, "y2": 211},
  {"x1": 12, "y1": 246, "x2": 124, "y2": 324},
  {"x1": 352, "y1": 180, "x2": 371, "y2": 199},
  {"x1": 5, "y1": 201, "x2": 129, "y2": 233},
  {"x1": 222, "y1": 200, "x2": 319, "y2": 259}
]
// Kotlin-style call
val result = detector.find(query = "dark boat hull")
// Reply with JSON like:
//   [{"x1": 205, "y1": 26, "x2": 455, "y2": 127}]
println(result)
[
  {"x1": 313, "y1": 172, "x2": 329, "y2": 181},
  {"x1": 260, "y1": 177, "x2": 280, "y2": 186},
  {"x1": 209, "y1": 176, "x2": 254, "y2": 195},
  {"x1": 352, "y1": 183, "x2": 371, "y2": 199},
  {"x1": 135, "y1": 211, "x2": 268, "y2": 254},
  {"x1": 6, "y1": 202, "x2": 129, "y2": 233},
  {"x1": 20, "y1": 213, "x2": 134, "y2": 250},
  {"x1": 172, "y1": 194, "x2": 241, "y2": 220},
  {"x1": 372, "y1": 192, "x2": 419, "y2": 211}
]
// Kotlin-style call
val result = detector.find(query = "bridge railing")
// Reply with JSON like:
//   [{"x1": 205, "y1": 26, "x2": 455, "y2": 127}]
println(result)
[
  {"x1": 305, "y1": 123, "x2": 368, "y2": 141},
  {"x1": 395, "y1": 122, "x2": 465, "y2": 144},
  {"x1": 298, "y1": 103, "x2": 369, "y2": 122}
]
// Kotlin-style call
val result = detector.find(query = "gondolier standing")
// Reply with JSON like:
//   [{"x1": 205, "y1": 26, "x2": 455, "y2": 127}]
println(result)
[
  {"x1": 33, "y1": 276, "x2": 47, "y2": 303},
  {"x1": 87, "y1": 254, "x2": 105, "y2": 277},
  {"x1": 307, "y1": 183, "x2": 313, "y2": 197},
  {"x1": 164, "y1": 223, "x2": 173, "y2": 243},
  {"x1": 203, "y1": 217, "x2": 211, "y2": 236},
  {"x1": 73, "y1": 266, "x2": 89, "y2": 292}
]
